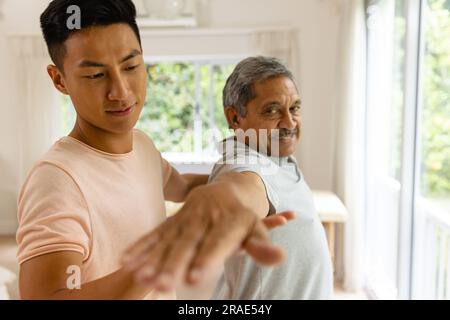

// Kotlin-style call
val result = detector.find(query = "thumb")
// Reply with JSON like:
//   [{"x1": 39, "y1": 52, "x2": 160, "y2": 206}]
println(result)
[{"x1": 242, "y1": 220, "x2": 285, "y2": 266}]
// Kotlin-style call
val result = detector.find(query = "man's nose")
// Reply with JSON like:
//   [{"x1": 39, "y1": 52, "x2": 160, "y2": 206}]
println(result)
[
  {"x1": 108, "y1": 73, "x2": 130, "y2": 101},
  {"x1": 279, "y1": 112, "x2": 297, "y2": 129}
]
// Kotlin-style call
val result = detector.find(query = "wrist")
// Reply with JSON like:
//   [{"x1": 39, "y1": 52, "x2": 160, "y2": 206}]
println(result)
[
  {"x1": 184, "y1": 174, "x2": 209, "y2": 191},
  {"x1": 187, "y1": 181, "x2": 244, "y2": 209}
]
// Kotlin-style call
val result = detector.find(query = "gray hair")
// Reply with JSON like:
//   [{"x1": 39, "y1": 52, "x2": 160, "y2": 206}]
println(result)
[{"x1": 223, "y1": 56, "x2": 295, "y2": 117}]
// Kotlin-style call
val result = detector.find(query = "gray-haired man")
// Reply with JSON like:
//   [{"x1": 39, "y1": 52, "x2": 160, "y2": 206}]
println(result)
[{"x1": 209, "y1": 56, "x2": 333, "y2": 299}]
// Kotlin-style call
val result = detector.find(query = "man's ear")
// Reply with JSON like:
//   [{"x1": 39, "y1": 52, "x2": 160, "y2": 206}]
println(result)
[
  {"x1": 47, "y1": 65, "x2": 69, "y2": 95},
  {"x1": 225, "y1": 106, "x2": 241, "y2": 130}
]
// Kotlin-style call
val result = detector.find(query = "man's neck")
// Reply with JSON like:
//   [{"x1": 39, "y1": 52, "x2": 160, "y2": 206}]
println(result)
[{"x1": 69, "y1": 120, "x2": 133, "y2": 154}]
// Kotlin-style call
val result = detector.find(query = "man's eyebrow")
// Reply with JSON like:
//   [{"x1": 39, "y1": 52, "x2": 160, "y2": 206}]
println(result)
[
  {"x1": 260, "y1": 99, "x2": 302, "y2": 111},
  {"x1": 262, "y1": 101, "x2": 282, "y2": 108},
  {"x1": 120, "y1": 49, "x2": 142, "y2": 63},
  {"x1": 78, "y1": 49, "x2": 142, "y2": 68},
  {"x1": 78, "y1": 60, "x2": 105, "y2": 68}
]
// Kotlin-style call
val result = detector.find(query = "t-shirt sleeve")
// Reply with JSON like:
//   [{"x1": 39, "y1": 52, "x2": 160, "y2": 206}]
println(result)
[
  {"x1": 208, "y1": 151, "x2": 280, "y2": 214},
  {"x1": 16, "y1": 162, "x2": 92, "y2": 265}
]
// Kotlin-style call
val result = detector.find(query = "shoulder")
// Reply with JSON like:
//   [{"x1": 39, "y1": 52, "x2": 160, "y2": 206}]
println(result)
[
  {"x1": 20, "y1": 160, "x2": 80, "y2": 195},
  {"x1": 133, "y1": 129, "x2": 155, "y2": 146},
  {"x1": 210, "y1": 137, "x2": 278, "y2": 181},
  {"x1": 133, "y1": 129, "x2": 160, "y2": 154},
  {"x1": 18, "y1": 162, "x2": 86, "y2": 217}
]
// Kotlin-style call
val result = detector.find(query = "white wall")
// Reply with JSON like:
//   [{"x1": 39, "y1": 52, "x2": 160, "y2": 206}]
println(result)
[
  {"x1": 3, "y1": 0, "x2": 49, "y2": 33},
  {"x1": 0, "y1": 0, "x2": 341, "y2": 234},
  {"x1": 0, "y1": 2, "x2": 18, "y2": 233},
  {"x1": 0, "y1": 7, "x2": 17, "y2": 234},
  {"x1": 0, "y1": 0, "x2": 50, "y2": 233}
]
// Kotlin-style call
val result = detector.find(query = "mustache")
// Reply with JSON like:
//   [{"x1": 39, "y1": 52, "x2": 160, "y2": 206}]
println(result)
[{"x1": 271, "y1": 129, "x2": 298, "y2": 139}]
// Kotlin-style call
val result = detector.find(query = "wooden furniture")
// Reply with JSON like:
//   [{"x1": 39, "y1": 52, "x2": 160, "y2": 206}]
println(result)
[{"x1": 312, "y1": 190, "x2": 348, "y2": 272}]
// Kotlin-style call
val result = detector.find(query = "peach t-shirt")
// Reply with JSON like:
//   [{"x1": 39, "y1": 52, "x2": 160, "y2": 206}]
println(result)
[{"x1": 16, "y1": 129, "x2": 174, "y2": 299}]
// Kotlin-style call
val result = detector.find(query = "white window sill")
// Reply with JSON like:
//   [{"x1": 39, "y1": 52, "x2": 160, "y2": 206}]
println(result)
[{"x1": 163, "y1": 152, "x2": 220, "y2": 174}]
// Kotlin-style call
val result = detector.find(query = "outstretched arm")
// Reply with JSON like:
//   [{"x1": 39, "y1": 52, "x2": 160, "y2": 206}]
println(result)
[{"x1": 123, "y1": 170, "x2": 293, "y2": 292}]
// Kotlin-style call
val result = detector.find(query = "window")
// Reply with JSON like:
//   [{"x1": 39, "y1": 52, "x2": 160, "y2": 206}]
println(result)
[
  {"x1": 365, "y1": 0, "x2": 407, "y2": 299},
  {"x1": 365, "y1": 0, "x2": 450, "y2": 299},
  {"x1": 137, "y1": 58, "x2": 237, "y2": 164},
  {"x1": 61, "y1": 95, "x2": 76, "y2": 135},
  {"x1": 412, "y1": 0, "x2": 450, "y2": 299}
]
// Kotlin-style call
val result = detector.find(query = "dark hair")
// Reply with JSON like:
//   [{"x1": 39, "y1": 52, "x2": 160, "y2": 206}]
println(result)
[{"x1": 40, "y1": 0, "x2": 142, "y2": 70}]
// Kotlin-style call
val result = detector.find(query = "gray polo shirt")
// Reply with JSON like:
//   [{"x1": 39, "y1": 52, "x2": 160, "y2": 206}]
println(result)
[{"x1": 208, "y1": 137, "x2": 333, "y2": 300}]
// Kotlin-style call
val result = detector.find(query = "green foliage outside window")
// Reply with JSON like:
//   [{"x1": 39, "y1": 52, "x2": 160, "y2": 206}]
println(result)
[
  {"x1": 422, "y1": 0, "x2": 450, "y2": 197},
  {"x1": 136, "y1": 62, "x2": 235, "y2": 153}
]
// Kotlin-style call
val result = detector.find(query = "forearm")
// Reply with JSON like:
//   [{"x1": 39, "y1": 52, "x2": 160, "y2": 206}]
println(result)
[
  {"x1": 183, "y1": 174, "x2": 209, "y2": 192},
  {"x1": 191, "y1": 172, "x2": 270, "y2": 219},
  {"x1": 49, "y1": 268, "x2": 150, "y2": 300}
]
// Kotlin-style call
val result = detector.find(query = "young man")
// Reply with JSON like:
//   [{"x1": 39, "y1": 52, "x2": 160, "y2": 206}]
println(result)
[
  {"x1": 208, "y1": 57, "x2": 334, "y2": 299},
  {"x1": 16, "y1": 0, "x2": 293, "y2": 300}
]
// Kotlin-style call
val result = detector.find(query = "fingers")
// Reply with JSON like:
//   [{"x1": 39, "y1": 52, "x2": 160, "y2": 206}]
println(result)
[
  {"x1": 244, "y1": 237, "x2": 285, "y2": 265},
  {"x1": 154, "y1": 245, "x2": 198, "y2": 291},
  {"x1": 124, "y1": 208, "x2": 209, "y2": 291},
  {"x1": 262, "y1": 211, "x2": 297, "y2": 230},
  {"x1": 134, "y1": 237, "x2": 172, "y2": 287},
  {"x1": 277, "y1": 211, "x2": 296, "y2": 221},
  {"x1": 247, "y1": 210, "x2": 296, "y2": 259},
  {"x1": 243, "y1": 220, "x2": 285, "y2": 265},
  {"x1": 121, "y1": 206, "x2": 291, "y2": 291},
  {"x1": 124, "y1": 221, "x2": 180, "y2": 287},
  {"x1": 142, "y1": 223, "x2": 204, "y2": 291},
  {"x1": 122, "y1": 216, "x2": 178, "y2": 269},
  {"x1": 263, "y1": 215, "x2": 287, "y2": 229},
  {"x1": 186, "y1": 217, "x2": 250, "y2": 285},
  {"x1": 122, "y1": 232, "x2": 161, "y2": 272}
]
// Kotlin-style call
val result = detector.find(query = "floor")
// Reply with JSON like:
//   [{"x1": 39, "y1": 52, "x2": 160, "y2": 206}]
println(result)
[{"x1": 0, "y1": 236, "x2": 367, "y2": 300}]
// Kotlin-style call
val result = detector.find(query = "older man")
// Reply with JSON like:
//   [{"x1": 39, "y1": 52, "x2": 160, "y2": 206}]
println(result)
[{"x1": 209, "y1": 56, "x2": 333, "y2": 299}]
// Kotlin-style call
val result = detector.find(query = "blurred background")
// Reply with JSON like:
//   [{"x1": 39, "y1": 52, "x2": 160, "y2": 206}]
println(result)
[{"x1": 0, "y1": 0, "x2": 449, "y2": 300}]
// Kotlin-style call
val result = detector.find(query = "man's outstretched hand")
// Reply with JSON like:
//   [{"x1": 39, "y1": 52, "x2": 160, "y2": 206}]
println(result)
[{"x1": 121, "y1": 183, "x2": 295, "y2": 292}]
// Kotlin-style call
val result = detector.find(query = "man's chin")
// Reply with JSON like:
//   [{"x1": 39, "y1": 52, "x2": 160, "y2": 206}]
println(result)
[
  {"x1": 271, "y1": 140, "x2": 297, "y2": 157},
  {"x1": 278, "y1": 148, "x2": 296, "y2": 157}
]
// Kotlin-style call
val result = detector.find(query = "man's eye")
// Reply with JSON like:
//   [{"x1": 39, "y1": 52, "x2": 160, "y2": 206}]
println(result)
[
  {"x1": 85, "y1": 73, "x2": 104, "y2": 80},
  {"x1": 266, "y1": 108, "x2": 278, "y2": 114},
  {"x1": 291, "y1": 105, "x2": 301, "y2": 112},
  {"x1": 126, "y1": 65, "x2": 140, "y2": 71}
]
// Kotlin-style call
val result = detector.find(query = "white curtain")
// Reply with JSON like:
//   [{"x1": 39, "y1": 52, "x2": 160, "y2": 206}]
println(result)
[
  {"x1": 0, "y1": 17, "x2": 18, "y2": 234},
  {"x1": 0, "y1": 0, "x2": 4, "y2": 20},
  {"x1": 250, "y1": 28, "x2": 300, "y2": 80},
  {"x1": 9, "y1": 36, "x2": 62, "y2": 183},
  {"x1": 333, "y1": 0, "x2": 367, "y2": 292}
]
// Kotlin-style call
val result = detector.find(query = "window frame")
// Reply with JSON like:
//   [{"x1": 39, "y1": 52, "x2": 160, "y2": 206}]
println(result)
[
  {"x1": 363, "y1": 0, "x2": 425, "y2": 299},
  {"x1": 397, "y1": 0, "x2": 423, "y2": 300},
  {"x1": 142, "y1": 55, "x2": 244, "y2": 173},
  {"x1": 365, "y1": 0, "x2": 450, "y2": 300}
]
